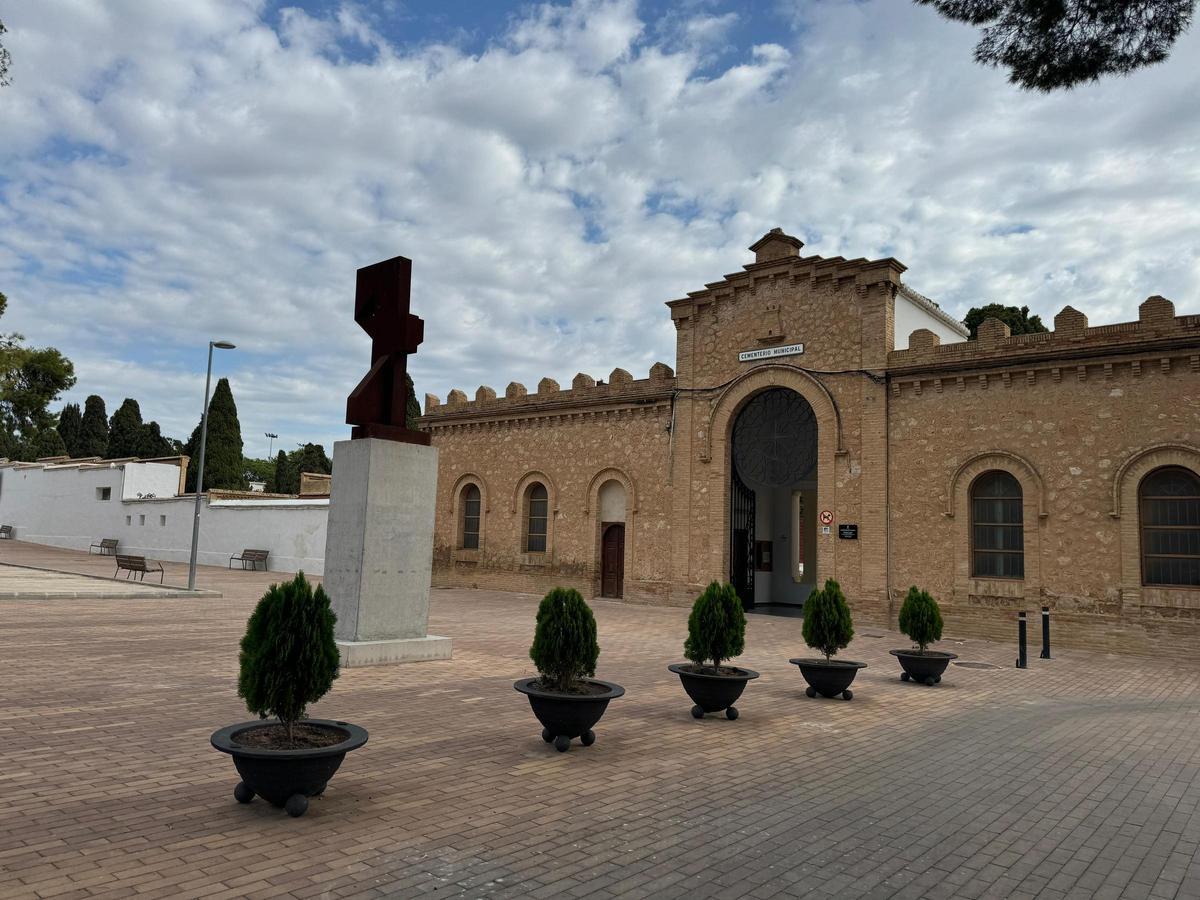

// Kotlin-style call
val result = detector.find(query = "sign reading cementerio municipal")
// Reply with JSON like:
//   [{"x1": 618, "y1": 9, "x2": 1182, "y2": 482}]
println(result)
[{"x1": 738, "y1": 342, "x2": 805, "y2": 363}]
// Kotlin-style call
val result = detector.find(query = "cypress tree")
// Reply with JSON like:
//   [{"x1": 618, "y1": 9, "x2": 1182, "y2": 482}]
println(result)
[
  {"x1": 107, "y1": 398, "x2": 144, "y2": 458},
  {"x1": 405, "y1": 372, "x2": 421, "y2": 430},
  {"x1": 802, "y1": 579, "x2": 855, "y2": 661},
  {"x1": 898, "y1": 587, "x2": 944, "y2": 653},
  {"x1": 184, "y1": 377, "x2": 244, "y2": 491},
  {"x1": 136, "y1": 421, "x2": 176, "y2": 458},
  {"x1": 684, "y1": 581, "x2": 746, "y2": 673},
  {"x1": 79, "y1": 395, "x2": 109, "y2": 457},
  {"x1": 272, "y1": 449, "x2": 293, "y2": 495},
  {"x1": 296, "y1": 443, "x2": 332, "y2": 477},
  {"x1": 529, "y1": 587, "x2": 599, "y2": 693},
  {"x1": 32, "y1": 427, "x2": 67, "y2": 459},
  {"x1": 57, "y1": 403, "x2": 83, "y2": 457}
]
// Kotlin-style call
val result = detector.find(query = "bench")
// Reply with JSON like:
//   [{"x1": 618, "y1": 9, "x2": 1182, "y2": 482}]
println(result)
[
  {"x1": 90, "y1": 537, "x2": 119, "y2": 556},
  {"x1": 229, "y1": 548, "x2": 269, "y2": 571},
  {"x1": 115, "y1": 554, "x2": 164, "y2": 583},
  {"x1": 0, "y1": 525, "x2": 12, "y2": 540}
]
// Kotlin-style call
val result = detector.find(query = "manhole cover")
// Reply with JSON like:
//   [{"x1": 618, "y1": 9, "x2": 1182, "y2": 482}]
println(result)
[
  {"x1": 953, "y1": 661, "x2": 1001, "y2": 670},
  {"x1": 860, "y1": 632, "x2": 885, "y2": 639}
]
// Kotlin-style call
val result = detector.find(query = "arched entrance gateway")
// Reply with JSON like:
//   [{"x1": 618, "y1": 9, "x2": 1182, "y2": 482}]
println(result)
[{"x1": 729, "y1": 388, "x2": 818, "y2": 610}]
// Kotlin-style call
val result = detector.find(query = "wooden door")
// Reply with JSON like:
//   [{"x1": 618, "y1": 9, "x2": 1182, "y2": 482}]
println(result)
[{"x1": 601, "y1": 524, "x2": 625, "y2": 598}]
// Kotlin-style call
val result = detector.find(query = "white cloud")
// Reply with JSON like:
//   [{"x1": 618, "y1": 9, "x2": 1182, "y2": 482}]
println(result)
[{"x1": 0, "y1": 0, "x2": 1197, "y2": 454}]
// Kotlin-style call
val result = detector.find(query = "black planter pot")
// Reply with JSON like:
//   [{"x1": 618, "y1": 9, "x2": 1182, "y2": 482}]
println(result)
[
  {"x1": 788, "y1": 658, "x2": 867, "y2": 700},
  {"x1": 514, "y1": 677, "x2": 624, "y2": 752},
  {"x1": 668, "y1": 663, "x2": 759, "y2": 720},
  {"x1": 210, "y1": 718, "x2": 368, "y2": 817},
  {"x1": 890, "y1": 649, "x2": 958, "y2": 685}
]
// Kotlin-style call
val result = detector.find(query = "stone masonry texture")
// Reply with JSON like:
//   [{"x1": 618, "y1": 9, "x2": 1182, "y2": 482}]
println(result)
[{"x1": 420, "y1": 229, "x2": 1200, "y2": 657}]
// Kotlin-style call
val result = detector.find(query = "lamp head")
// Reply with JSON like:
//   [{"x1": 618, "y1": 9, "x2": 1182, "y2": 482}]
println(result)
[{"x1": 212, "y1": 340, "x2": 236, "y2": 350}]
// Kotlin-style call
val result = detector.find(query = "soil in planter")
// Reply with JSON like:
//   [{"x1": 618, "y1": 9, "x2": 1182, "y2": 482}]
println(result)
[
  {"x1": 232, "y1": 723, "x2": 348, "y2": 751},
  {"x1": 675, "y1": 664, "x2": 746, "y2": 676},
  {"x1": 531, "y1": 679, "x2": 612, "y2": 696}
]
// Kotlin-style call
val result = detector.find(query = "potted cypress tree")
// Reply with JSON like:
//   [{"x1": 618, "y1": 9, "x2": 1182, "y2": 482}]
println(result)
[
  {"x1": 890, "y1": 586, "x2": 957, "y2": 685},
  {"x1": 668, "y1": 581, "x2": 759, "y2": 720},
  {"x1": 210, "y1": 572, "x2": 367, "y2": 817},
  {"x1": 514, "y1": 587, "x2": 624, "y2": 752},
  {"x1": 789, "y1": 578, "x2": 866, "y2": 701}
]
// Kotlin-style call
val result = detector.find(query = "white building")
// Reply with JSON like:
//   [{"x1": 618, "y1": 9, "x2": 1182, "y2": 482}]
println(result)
[{"x1": 0, "y1": 456, "x2": 329, "y2": 574}]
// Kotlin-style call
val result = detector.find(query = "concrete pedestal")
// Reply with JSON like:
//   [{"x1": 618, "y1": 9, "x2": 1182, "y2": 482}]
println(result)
[{"x1": 323, "y1": 438, "x2": 451, "y2": 666}]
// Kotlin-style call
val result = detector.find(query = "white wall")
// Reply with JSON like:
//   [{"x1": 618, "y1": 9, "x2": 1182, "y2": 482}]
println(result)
[
  {"x1": 894, "y1": 289, "x2": 969, "y2": 349},
  {"x1": 0, "y1": 462, "x2": 328, "y2": 575}
]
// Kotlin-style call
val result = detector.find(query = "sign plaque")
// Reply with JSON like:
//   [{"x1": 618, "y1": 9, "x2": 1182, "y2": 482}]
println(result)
[
  {"x1": 838, "y1": 524, "x2": 859, "y2": 540},
  {"x1": 738, "y1": 342, "x2": 805, "y2": 363}
]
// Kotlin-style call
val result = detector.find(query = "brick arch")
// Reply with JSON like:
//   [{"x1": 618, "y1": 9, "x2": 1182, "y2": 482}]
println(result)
[
  {"x1": 705, "y1": 365, "x2": 843, "y2": 591},
  {"x1": 946, "y1": 451, "x2": 1045, "y2": 598},
  {"x1": 1109, "y1": 443, "x2": 1200, "y2": 518},
  {"x1": 704, "y1": 365, "x2": 844, "y2": 463},
  {"x1": 583, "y1": 467, "x2": 637, "y2": 516},
  {"x1": 511, "y1": 470, "x2": 558, "y2": 515},
  {"x1": 450, "y1": 472, "x2": 488, "y2": 551},
  {"x1": 1112, "y1": 443, "x2": 1200, "y2": 608},
  {"x1": 944, "y1": 450, "x2": 1048, "y2": 519}
]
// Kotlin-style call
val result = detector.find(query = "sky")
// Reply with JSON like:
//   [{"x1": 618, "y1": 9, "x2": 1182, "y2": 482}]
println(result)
[{"x1": 1, "y1": 0, "x2": 1198, "y2": 457}]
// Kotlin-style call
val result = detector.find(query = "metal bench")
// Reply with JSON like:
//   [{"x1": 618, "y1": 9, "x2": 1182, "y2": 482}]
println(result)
[
  {"x1": 0, "y1": 525, "x2": 12, "y2": 540},
  {"x1": 229, "y1": 548, "x2": 269, "y2": 571},
  {"x1": 115, "y1": 554, "x2": 164, "y2": 583},
  {"x1": 90, "y1": 537, "x2": 119, "y2": 556}
]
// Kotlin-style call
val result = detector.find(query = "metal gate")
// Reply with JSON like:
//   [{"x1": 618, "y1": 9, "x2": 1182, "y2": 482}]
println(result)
[{"x1": 730, "y1": 465, "x2": 756, "y2": 609}]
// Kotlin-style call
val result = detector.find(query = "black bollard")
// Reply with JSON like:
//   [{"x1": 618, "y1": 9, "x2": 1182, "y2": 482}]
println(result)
[
  {"x1": 1016, "y1": 611, "x2": 1028, "y2": 669},
  {"x1": 1040, "y1": 606, "x2": 1051, "y2": 659}
]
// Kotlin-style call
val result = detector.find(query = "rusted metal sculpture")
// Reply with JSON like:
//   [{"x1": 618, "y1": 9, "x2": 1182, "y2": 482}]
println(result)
[{"x1": 346, "y1": 255, "x2": 431, "y2": 445}]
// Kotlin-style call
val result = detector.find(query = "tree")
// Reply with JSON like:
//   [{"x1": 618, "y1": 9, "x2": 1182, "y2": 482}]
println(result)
[
  {"x1": 898, "y1": 586, "x2": 945, "y2": 653},
  {"x1": 0, "y1": 18, "x2": 11, "y2": 88},
  {"x1": 184, "y1": 377, "x2": 245, "y2": 491},
  {"x1": 33, "y1": 427, "x2": 67, "y2": 459},
  {"x1": 916, "y1": 0, "x2": 1195, "y2": 92},
  {"x1": 406, "y1": 372, "x2": 421, "y2": 430},
  {"x1": 296, "y1": 443, "x2": 332, "y2": 477},
  {"x1": 242, "y1": 456, "x2": 275, "y2": 489},
  {"x1": 272, "y1": 449, "x2": 293, "y2": 494},
  {"x1": 79, "y1": 395, "x2": 109, "y2": 457},
  {"x1": 238, "y1": 572, "x2": 339, "y2": 745},
  {"x1": 529, "y1": 587, "x2": 599, "y2": 693},
  {"x1": 107, "y1": 398, "x2": 144, "y2": 458},
  {"x1": 802, "y1": 579, "x2": 855, "y2": 660},
  {"x1": 58, "y1": 403, "x2": 83, "y2": 457},
  {"x1": 683, "y1": 581, "x2": 746, "y2": 674},
  {"x1": 136, "y1": 421, "x2": 176, "y2": 458},
  {"x1": 963, "y1": 303, "x2": 1048, "y2": 339},
  {"x1": 0, "y1": 293, "x2": 77, "y2": 460}
]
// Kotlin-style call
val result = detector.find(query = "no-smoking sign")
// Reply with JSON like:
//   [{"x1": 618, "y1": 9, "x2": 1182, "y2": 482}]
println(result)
[{"x1": 819, "y1": 510, "x2": 834, "y2": 525}]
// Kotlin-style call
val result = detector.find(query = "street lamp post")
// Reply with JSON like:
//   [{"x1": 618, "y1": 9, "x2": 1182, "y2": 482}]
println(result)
[
  {"x1": 265, "y1": 432, "x2": 278, "y2": 458},
  {"x1": 188, "y1": 340, "x2": 236, "y2": 590}
]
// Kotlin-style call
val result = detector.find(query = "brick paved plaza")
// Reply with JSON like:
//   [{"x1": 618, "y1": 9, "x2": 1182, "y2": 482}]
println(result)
[{"x1": 2, "y1": 542, "x2": 1199, "y2": 900}]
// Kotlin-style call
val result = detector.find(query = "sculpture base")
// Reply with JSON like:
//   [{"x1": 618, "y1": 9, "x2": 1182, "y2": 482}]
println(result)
[
  {"x1": 337, "y1": 635, "x2": 453, "y2": 668},
  {"x1": 349, "y1": 423, "x2": 431, "y2": 445}
]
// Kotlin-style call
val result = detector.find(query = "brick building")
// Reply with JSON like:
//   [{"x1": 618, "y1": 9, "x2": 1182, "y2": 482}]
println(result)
[{"x1": 420, "y1": 229, "x2": 1200, "y2": 656}]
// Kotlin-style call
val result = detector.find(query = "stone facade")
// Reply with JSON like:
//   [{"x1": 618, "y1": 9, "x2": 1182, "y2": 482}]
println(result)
[{"x1": 421, "y1": 229, "x2": 1200, "y2": 656}]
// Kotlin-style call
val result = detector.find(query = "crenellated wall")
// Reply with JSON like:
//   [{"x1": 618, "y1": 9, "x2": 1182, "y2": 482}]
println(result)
[
  {"x1": 417, "y1": 228, "x2": 1200, "y2": 657},
  {"x1": 887, "y1": 295, "x2": 1200, "y2": 659},
  {"x1": 421, "y1": 365, "x2": 677, "y2": 603}
]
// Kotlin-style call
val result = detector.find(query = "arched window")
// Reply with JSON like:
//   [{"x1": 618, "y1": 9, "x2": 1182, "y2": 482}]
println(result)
[
  {"x1": 526, "y1": 483, "x2": 548, "y2": 553},
  {"x1": 971, "y1": 470, "x2": 1024, "y2": 579},
  {"x1": 1140, "y1": 466, "x2": 1200, "y2": 587},
  {"x1": 460, "y1": 484, "x2": 481, "y2": 550}
]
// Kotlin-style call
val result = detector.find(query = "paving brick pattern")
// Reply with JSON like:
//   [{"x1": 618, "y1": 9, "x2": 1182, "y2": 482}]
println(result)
[{"x1": 1, "y1": 541, "x2": 1198, "y2": 899}]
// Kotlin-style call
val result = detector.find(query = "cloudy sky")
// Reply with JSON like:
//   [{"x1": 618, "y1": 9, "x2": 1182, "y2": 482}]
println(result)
[{"x1": 2, "y1": 0, "x2": 1198, "y2": 456}]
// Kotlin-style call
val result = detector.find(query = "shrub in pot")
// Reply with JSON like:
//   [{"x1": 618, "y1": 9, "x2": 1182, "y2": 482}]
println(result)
[
  {"x1": 210, "y1": 572, "x2": 367, "y2": 817},
  {"x1": 668, "y1": 581, "x2": 759, "y2": 720},
  {"x1": 514, "y1": 587, "x2": 624, "y2": 752},
  {"x1": 789, "y1": 578, "x2": 866, "y2": 700},
  {"x1": 890, "y1": 586, "x2": 957, "y2": 685}
]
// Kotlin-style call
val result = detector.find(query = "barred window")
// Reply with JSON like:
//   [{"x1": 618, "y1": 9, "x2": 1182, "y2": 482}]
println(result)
[
  {"x1": 526, "y1": 483, "x2": 548, "y2": 553},
  {"x1": 971, "y1": 470, "x2": 1024, "y2": 579},
  {"x1": 1140, "y1": 467, "x2": 1200, "y2": 587},
  {"x1": 460, "y1": 484, "x2": 481, "y2": 550}
]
